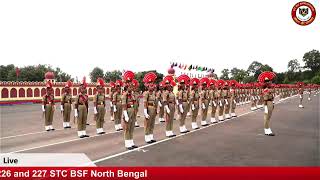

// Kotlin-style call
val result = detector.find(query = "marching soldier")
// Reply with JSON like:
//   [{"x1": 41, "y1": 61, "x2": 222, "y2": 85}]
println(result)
[
  {"x1": 200, "y1": 77, "x2": 210, "y2": 126},
  {"x1": 142, "y1": 72, "x2": 158, "y2": 143},
  {"x1": 217, "y1": 80, "x2": 225, "y2": 121},
  {"x1": 93, "y1": 78, "x2": 106, "y2": 135},
  {"x1": 60, "y1": 80, "x2": 72, "y2": 129},
  {"x1": 297, "y1": 82, "x2": 304, "y2": 108},
  {"x1": 74, "y1": 77, "x2": 89, "y2": 138},
  {"x1": 162, "y1": 75, "x2": 176, "y2": 138},
  {"x1": 177, "y1": 74, "x2": 191, "y2": 133},
  {"x1": 229, "y1": 80, "x2": 238, "y2": 118},
  {"x1": 157, "y1": 82, "x2": 165, "y2": 123},
  {"x1": 307, "y1": 84, "x2": 312, "y2": 101},
  {"x1": 224, "y1": 81, "x2": 231, "y2": 119},
  {"x1": 109, "y1": 81, "x2": 115, "y2": 121},
  {"x1": 258, "y1": 71, "x2": 276, "y2": 136},
  {"x1": 122, "y1": 71, "x2": 138, "y2": 150},
  {"x1": 113, "y1": 80, "x2": 123, "y2": 131},
  {"x1": 250, "y1": 83, "x2": 258, "y2": 111},
  {"x1": 209, "y1": 79, "x2": 218, "y2": 123},
  {"x1": 132, "y1": 79, "x2": 140, "y2": 127},
  {"x1": 190, "y1": 78, "x2": 200, "y2": 129},
  {"x1": 42, "y1": 81, "x2": 55, "y2": 131}
]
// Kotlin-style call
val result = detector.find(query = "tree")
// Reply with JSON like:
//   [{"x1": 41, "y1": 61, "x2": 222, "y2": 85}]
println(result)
[
  {"x1": 0, "y1": 64, "x2": 15, "y2": 81},
  {"x1": 247, "y1": 61, "x2": 263, "y2": 76},
  {"x1": 220, "y1": 69, "x2": 230, "y2": 80},
  {"x1": 303, "y1": 49, "x2": 320, "y2": 74},
  {"x1": 230, "y1": 68, "x2": 248, "y2": 82},
  {"x1": 287, "y1": 59, "x2": 300, "y2": 72},
  {"x1": 89, "y1": 67, "x2": 104, "y2": 82},
  {"x1": 104, "y1": 70, "x2": 122, "y2": 82}
]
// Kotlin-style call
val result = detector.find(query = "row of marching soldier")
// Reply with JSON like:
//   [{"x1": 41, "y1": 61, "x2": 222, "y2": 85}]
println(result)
[{"x1": 41, "y1": 71, "x2": 319, "y2": 149}]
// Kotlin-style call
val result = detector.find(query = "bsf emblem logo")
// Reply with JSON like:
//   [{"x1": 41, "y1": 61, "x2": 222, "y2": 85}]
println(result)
[{"x1": 291, "y1": 1, "x2": 316, "y2": 26}]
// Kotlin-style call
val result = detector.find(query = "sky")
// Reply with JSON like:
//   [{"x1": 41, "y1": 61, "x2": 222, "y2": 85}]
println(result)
[{"x1": 0, "y1": 0, "x2": 319, "y2": 81}]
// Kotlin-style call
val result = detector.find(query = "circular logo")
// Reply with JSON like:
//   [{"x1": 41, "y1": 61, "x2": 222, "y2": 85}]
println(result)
[{"x1": 291, "y1": 1, "x2": 316, "y2": 26}]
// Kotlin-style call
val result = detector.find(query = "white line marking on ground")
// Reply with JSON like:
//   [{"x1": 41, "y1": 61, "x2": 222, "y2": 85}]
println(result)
[
  {"x1": 86, "y1": 96, "x2": 297, "y2": 166},
  {"x1": 5, "y1": 95, "x2": 299, "y2": 155}
]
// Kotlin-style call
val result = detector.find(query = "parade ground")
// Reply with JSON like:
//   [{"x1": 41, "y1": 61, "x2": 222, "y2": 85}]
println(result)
[{"x1": 0, "y1": 95, "x2": 319, "y2": 166}]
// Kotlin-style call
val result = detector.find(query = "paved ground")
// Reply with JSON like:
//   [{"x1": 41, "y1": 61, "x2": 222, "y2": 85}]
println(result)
[{"x1": 0, "y1": 93, "x2": 319, "y2": 166}]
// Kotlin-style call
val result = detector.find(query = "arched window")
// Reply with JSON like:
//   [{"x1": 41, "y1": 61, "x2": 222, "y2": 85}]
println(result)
[
  {"x1": 93, "y1": 88, "x2": 97, "y2": 95},
  {"x1": 10, "y1": 88, "x2": 17, "y2": 98},
  {"x1": 34, "y1": 88, "x2": 40, "y2": 97},
  {"x1": 88, "y1": 88, "x2": 92, "y2": 95},
  {"x1": 27, "y1": 88, "x2": 33, "y2": 97},
  {"x1": 41, "y1": 88, "x2": 46, "y2": 96},
  {"x1": 1, "y1": 88, "x2": 9, "y2": 98},
  {"x1": 19, "y1": 88, "x2": 25, "y2": 97},
  {"x1": 55, "y1": 88, "x2": 60, "y2": 96},
  {"x1": 73, "y1": 88, "x2": 77, "y2": 96}
]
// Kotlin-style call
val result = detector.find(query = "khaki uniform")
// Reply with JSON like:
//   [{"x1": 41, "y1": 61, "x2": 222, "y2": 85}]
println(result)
[
  {"x1": 157, "y1": 90, "x2": 165, "y2": 122},
  {"x1": 200, "y1": 89, "x2": 209, "y2": 125},
  {"x1": 109, "y1": 91, "x2": 114, "y2": 121},
  {"x1": 61, "y1": 93, "x2": 72, "y2": 128},
  {"x1": 190, "y1": 89, "x2": 200, "y2": 129},
  {"x1": 209, "y1": 89, "x2": 218, "y2": 123},
  {"x1": 298, "y1": 87, "x2": 304, "y2": 107},
  {"x1": 217, "y1": 89, "x2": 225, "y2": 120},
  {"x1": 42, "y1": 94, "x2": 55, "y2": 131},
  {"x1": 230, "y1": 88, "x2": 237, "y2": 117},
  {"x1": 250, "y1": 88, "x2": 257, "y2": 110},
  {"x1": 178, "y1": 89, "x2": 190, "y2": 132},
  {"x1": 75, "y1": 93, "x2": 89, "y2": 137},
  {"x1": 113, "y1": 91, "x2": 123, "y2": 130},
  {"x1": 263, "y1": 88, "x2": 274, "y2": 134},
  {"x1": 163, "y1": 90, "x2": 176, "y2": 137},
  {"x1": 122, "y1": 91, "x2": 136, "y2": 146},
  {"x1": 93, "y1": 93, "x2": 106, "y2": 133},
  {"x1": 143, "y1": 91, "x2": 157, "y2": 142},
  {"x1": 133, "y1": 91, "x2": 140, "y2": 127},
  {"x1": 224, "y1": 88, "x2": 231, "y2": 119}
]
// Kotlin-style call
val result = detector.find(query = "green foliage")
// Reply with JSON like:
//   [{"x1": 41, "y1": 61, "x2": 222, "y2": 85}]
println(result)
[
  {"x1": 303, "y1": 49, "x2": 320, "y2": 74},
  {"x1": 220, "y1": 69, "x2": 230, "y2": 80},
  {"x1": 287, "y1": 59, "x2": 300, "y2": 72},
  {"x1": 104, "y1": 70, "x2": 122, "y2": 82},
  {"x1": 0, "y1": 64, "x2": 72, "y2": 82},
  {"x1": 89, "y1": 67, "x2": 104, "y2": 82}
]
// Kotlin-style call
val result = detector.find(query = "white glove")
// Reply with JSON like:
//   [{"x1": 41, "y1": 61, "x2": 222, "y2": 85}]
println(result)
[
  {"x1": 258, "y1": 96, "x2": 261, "y2": 100},
  {"x1": 225, "y1": 99, "x2": 228, "y2": 105},
  {"x1": 219, "y1": 100, "x2": 222, "y2": 107},
  {"x1": 176, "y1": 99, "x2": 179, "y2": 105},
  {"x1": 74, "y1": 109, "x2": 78, "y2": 117},
  {"x1": 144, "y1": 109, "x2": 150, "y2": 119},
  {"x1": 233, "y1": 100, "x2": 237, "y2": 104},
  {"x1": 158, "y1": 101, "x2": 162, "y2": 107},
  {"x1": 123, "y1": 110, "x2": 129, "y2": 122},
  {"x1": 113, "y1": 105, "x2": 117, "y2": 112},
  {"x1": 60, "y1": 105, "x2": 64, "y2": 111},
  {"x1": 212, "y1": 101, "x2": 216, "y2": 107},
  {"x1": 94, "y1": 107, "x2": 98, "y2": 114},
  {"x1": 179, "y1": 104, "x2": 184, "y2": 113},
  {"x1": 42, "y1": 105, "x2": 45, "y2": 112},
  {"x1": 209, "y1": 102, "x2": 212, "y2": 106},
  {"x1": 264, "y1": 106, "x2": 268, "y2": 114},
  {"x1": 109, "y1": 102, "x2": 113, "y2": 107},
  {"x1": 192, "y1": 104, "x2": 195, "y2": 111},
  {"x1": 165, "y1": 105, "x2": 170, "y2": 113},
  {"x1": 299, "y1": 95, "x2": 302, "y2": 99},
  {"x1": 202, "y1": 103, "x2": 206, "y2": 109}
]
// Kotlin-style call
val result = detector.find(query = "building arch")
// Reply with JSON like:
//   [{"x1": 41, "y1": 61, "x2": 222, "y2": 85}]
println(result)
[
  {"x1": 1, "y1": 88, "x2": 9, "y2": 98},
  {"x1": 10, "y1": 88, "x2": 17, "y2": 98}
]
